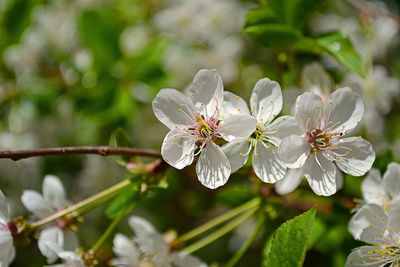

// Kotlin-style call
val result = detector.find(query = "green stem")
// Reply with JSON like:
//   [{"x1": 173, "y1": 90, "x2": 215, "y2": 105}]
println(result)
[
  {"x1": 29, "y1": 179, "x2": 133, "y2": 230},
  {"x1": 89, "y1": 207, "x2": 127, "y2": 254},
  {"x1": 182, "y1": 206, "x2": 258, "y2": 254},
  {"x1": 176, "y1": 198, "x2": 260, "y2": 244},
  {"x1": 225, "y1": 213, "x2": 266, "y2": 267}
]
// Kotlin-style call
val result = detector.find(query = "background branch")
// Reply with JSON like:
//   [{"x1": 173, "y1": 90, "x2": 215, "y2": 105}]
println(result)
[{"x1": 0, "y1": 146, "x2": 162, "y2": 161}]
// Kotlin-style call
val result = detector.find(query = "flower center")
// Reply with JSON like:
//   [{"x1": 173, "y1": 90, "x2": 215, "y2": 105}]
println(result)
[
  {"x1": 250, "y1": 126, "x2": 264, "y2": 140},
  {"x1": 186, "y1": 115, "x2": 221, "y2": 143},
  {"x1": 306, "y1": 129, "x2": 332, "y2": 152}
]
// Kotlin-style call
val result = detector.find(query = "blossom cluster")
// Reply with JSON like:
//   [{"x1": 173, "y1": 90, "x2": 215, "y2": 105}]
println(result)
[
  {"x1": 346, "y1": 163, "x2": 400, "y2": 266},
  {"x1": 0, "y1": 175, "x2": 206, "y2": 267},
  {"x1": 153, "y1": 69, "x2": 376, "y2": 196}
]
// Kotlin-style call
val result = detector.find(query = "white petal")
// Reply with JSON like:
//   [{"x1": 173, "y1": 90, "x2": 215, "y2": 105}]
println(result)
[
  {"x1": 279, "y1": 135, "x2": 310, "y2": 168},
  {"x1": 38, "y1": 227, "x2": 64, "y2": 264},
  {"x1": 275, "y1": 168, "x2": 304, "y2": 195},
  {"x1": 58, "y1": 251, "x2": 85, "y2": 267},
  {"x1": 128, "y1": 216, "x2": 156, "y2": 237},
  {"x1": 0, "y1": 230, "x2": 13, "y2": 266},
  {"x1": 0, "y1": 190, "x2": 10, "y2": 224},
  {"x1": 253, "y1": 142, "x2": 286, "y2": 183},
  {"x1": 335, "y1": 137, "x2": 375, "y2": 176},
  {"x1": 220, "y1": 114, "x2": 256, "y2": 142},
  {"x1": 112, "y1": 233, "x2": 139, "y2": 265},
  {"x1": 345, "y1": 246, "x2": 385, "y2": 267},
  {"x1": 172, "y1": 252, "x2": 207, "y2": 267},
  {"x1": 388, "y1": 202, "x2": 400, "y2": 236},
  {"x1": 21, "y1": 190, "x2": 54, "y2": 218},
  {"x1": 349, "y1": 204, "x2": 386, "y2": 240},
  {"x1": 303, "y1": 153, "x2": 337, "y2": 196},
  {"x1": 250, "y1": 78, "x2": 282, "y2": 123},
  {"x1": 189, "y1": 69, "x2": 224, "y2": 115},
  {"x1": 362, "y1": 169, "x2": 388, "y2": 206},
  {"x1": 128, "y1": 216, "x2": 168, "y2": 257},
  {"x1": 383, "y1": 162, "x2": 400, "y2": 203},
  {"x1": 222, "y1": 91, "x2": 250, "y2": 117},
  {"x1": 196, "y1": 142, "x2": 231, "y2": 189},
  {"x1": 43, "y1": 175, "x2": 67, "y2": 209},
  {"x1": 324, "y1": 87, "x2": 364, "y2": 133},
  {"x1": 161, "y1": 130, "x2": 196, "y2": 169},
  {"x1": 335, "y1": 167, "x2": 343, "y2": 191},
  {"x1": 222, "y1": 140, "x2": 251, "y2": 173},
  {"x1": 266, "y1": 116, "x2": 303, "y2": 146},
  {"x1": 152, "y1": 88, "x2": 196, "y2": 130},
  {"x1": 294, "y1": 92, "x2": 322, "y2": 131}
]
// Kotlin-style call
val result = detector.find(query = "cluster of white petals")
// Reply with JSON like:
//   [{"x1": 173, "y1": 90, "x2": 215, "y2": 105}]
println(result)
[
  {"x1": 153, "y1": 69, "x2": 377, "y2": 197},
  {"x1": 21, "y1": 175, "x2": 78, "y2": 263},
  {"x1": 112, "y1": 216, "x2": 206, "y2": 267},
  {"x1": 278, "y1": 87, "x2": 375, "y2": 196},
  {"x1": 346, "y1": 163, "x2": 400, "y2": 266},
  {"x1": 0, "y1": 190, "x2": 15, "y2": 267}
]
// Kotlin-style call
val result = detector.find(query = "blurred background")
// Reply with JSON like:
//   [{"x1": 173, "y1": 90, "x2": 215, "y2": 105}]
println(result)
[{"x1": 0, "y1": 0, "x2": 400, "y2": 266}]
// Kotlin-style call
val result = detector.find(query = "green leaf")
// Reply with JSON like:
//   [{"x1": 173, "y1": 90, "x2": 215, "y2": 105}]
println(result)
[
  {"x1": 315, "y1": 31, "x2": 364, "y2": 77},
  {"x1": 263, "y1": 207, "x2": 317, "y2": 267},
  {"x1": 79, "y1": 10, "x2": 121, "y2": 67},
  {"x1": 105, "y1": 184, "x2": 140, "y2": 219},
  {"x1": 244, "y1": 24, "x2": 302, "y2": 47},
  {"x1": 268, "y1": 0, "x2": 322, "y2": 29},
  {"x1": 2, "y1": 0, "x2": 34, "y2": 47},
  {"x1": 244, "y1": 8, "x2": 279, "y2": 28}
]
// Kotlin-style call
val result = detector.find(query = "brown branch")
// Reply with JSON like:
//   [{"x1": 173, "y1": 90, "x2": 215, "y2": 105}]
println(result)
[{"x1": 0, "y1": 146, "x2": 162, "y2": 161}]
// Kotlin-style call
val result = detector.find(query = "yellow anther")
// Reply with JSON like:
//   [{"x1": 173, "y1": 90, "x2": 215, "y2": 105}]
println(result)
[
  {"x1": 168, "y1": 116, "x2": 171, "y2": 119},
  {"x1": 237, "y1": 108, "x2": 240, "y2": 111},
  {"x1": 179, "y1": 108, "x2": 182, "y2": 111},
  {"x1": 282, "y1": 117, "x2": 286, "y2": 120},
  {"x1": 240, "y1": 152, "x2": 243, "y2": 156},
  {"x1": 237, "y1": 142, "x2": 241, "y2": 145},
  {"x1": 261, "y1": 106, "x2": 264, "y2": 110},
  {"x1": 252, "y1": 99, "x2": 256, "y2": 103},
  {"x1": 255, "y1": 153, "x2": 259, "y2": 157},
  {"x1": 236, "y1": 96, "x2": 240, "y2": 99},
  {"x1": 276, "y1": 135, "x2": 280, "y2": 138},
  {"x1": 276, "y1": 128, "x2": 279, "y2": 131}
]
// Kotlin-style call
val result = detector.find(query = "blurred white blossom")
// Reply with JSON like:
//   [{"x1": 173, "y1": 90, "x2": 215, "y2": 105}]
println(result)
[
  {"x1": 112, "y1": 216, "x2": 207, "y2": 267},
  {"x1": 0, "y1": 190, "x2": 15, "y2": 267},
  {"x1": 21, "y1": 175, "x2": 78, "y2": 263}
]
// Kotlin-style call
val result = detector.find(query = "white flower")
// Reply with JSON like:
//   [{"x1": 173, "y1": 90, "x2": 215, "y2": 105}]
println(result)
[
  {"x1": 345, "y1": 202, "x2": 400, "y2": 267},
  {"x1": 111, "y1": 216, "x2": 207, "y2": 267},
  {"x1": 349, "y1": 163, "x2": 400, "y2": 239},
  {"x1": 152, "y1": 69, "x2": 256, "y2": 189},
  {"x1": 21, "y1": 175, "x2": 78, "y2": 263},
  {"x1": 222, "y1": 78, "x2": 301, "y2": 183},
  {"x1": 279, "y1": 88, "x2": 375, "y2": 196},
  {"x1": 0, "y1": 190, "x2": 15, "y2": 267}
]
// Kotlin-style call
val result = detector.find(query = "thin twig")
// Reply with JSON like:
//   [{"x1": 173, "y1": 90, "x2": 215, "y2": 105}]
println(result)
[{"x1": 0, "y1": 146, "x2": 161, "y2": 161}]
